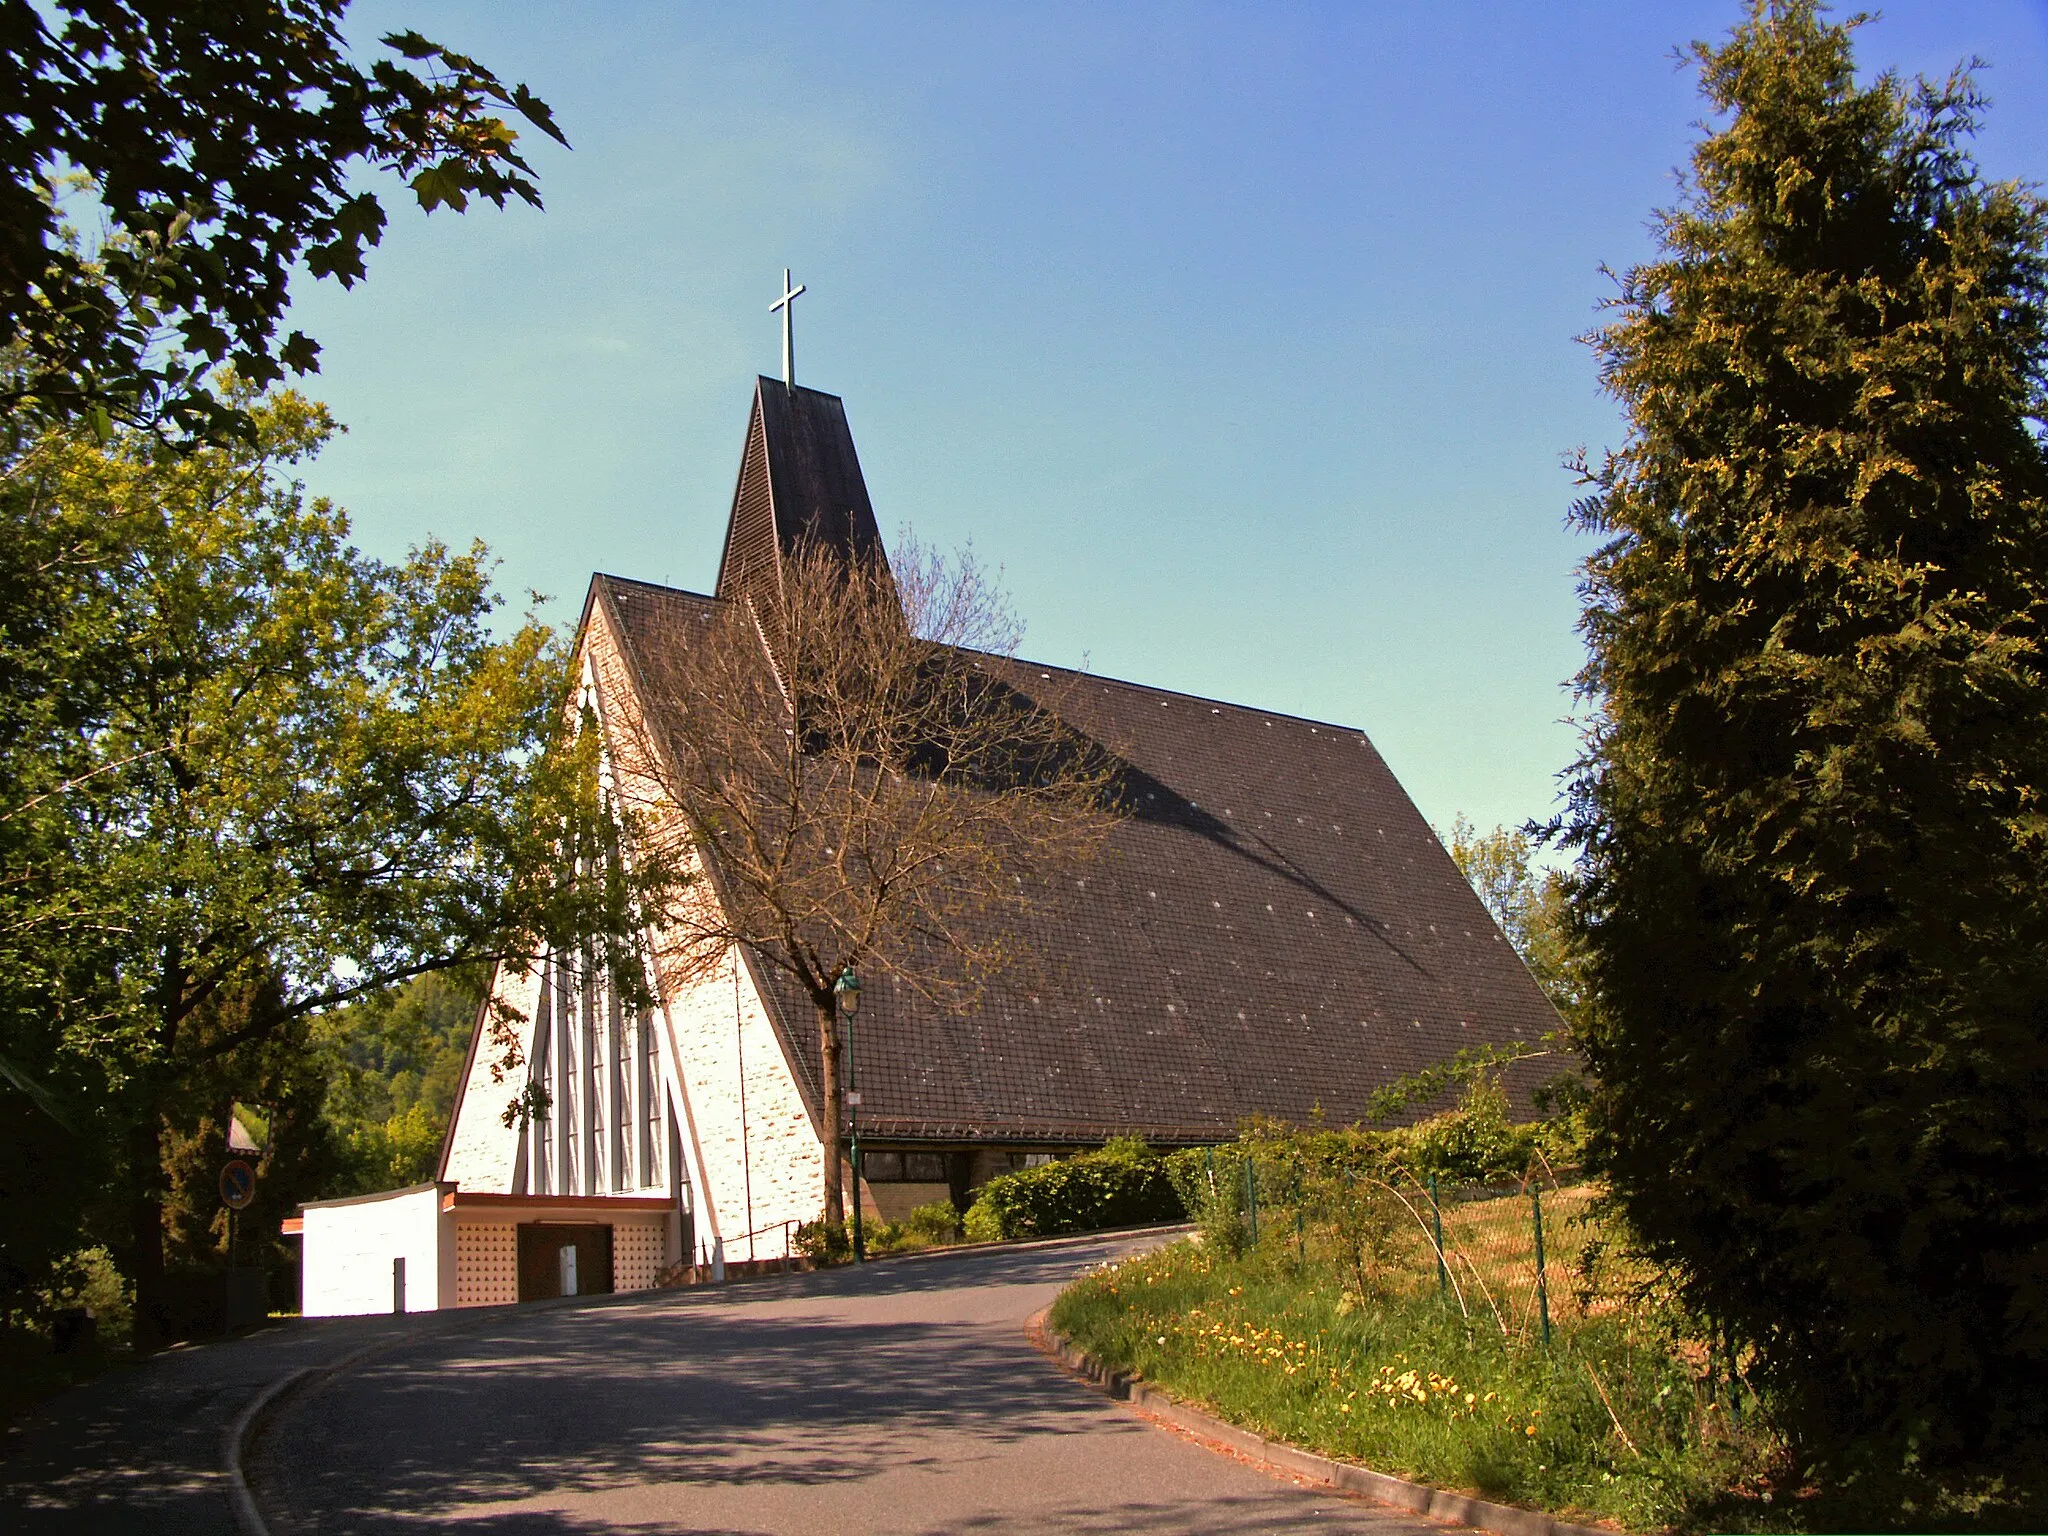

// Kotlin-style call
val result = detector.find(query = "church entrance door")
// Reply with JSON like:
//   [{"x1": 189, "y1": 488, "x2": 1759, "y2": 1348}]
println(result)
[{"x1": 516, "y1": 1223, "x2": 614, "y2": 1302}]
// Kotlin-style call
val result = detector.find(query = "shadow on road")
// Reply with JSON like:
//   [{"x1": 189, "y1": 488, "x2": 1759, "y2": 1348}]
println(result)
[
  {"x1": 263, "y1": 1311, "x2": 1126, "y2": 1515},
  {"x1": 254, "y1": 1238, "x2": 1177, "y2": 1530}
]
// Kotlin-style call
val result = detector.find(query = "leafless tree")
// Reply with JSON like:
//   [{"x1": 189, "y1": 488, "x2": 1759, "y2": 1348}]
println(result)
[{"x1": 610, "y1": 536, "x2": 1122, "y2": 1224}]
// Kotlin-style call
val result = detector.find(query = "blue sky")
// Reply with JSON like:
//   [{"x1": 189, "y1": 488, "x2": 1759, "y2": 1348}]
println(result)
[{"x1": 286, "y1": 1, "x2": 2048, "y2": 841}]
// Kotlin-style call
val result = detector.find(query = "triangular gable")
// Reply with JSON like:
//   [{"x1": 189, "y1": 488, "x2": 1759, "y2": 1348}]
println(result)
[{"x1": 581, "y1": 575, "x2": 834, "y2": 1141}]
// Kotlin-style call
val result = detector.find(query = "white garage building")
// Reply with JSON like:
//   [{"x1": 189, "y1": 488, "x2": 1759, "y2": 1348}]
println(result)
[{"x1": 286, "y1": 1184, "x2": 683, "y2": 1317}]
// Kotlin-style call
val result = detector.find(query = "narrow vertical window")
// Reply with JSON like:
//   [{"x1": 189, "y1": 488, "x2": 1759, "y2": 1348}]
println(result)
[
  {"x1": 584, "y1": 951, "x2": 603, "y2": 1196},
  {"x1": 529, "y1": 955, "x2": 554, "y2": 1196},
  {"x1": 608, "y1": 984, "x2": 627, "y2": 1191},
  {"x1": 642, "y1": 1009, "x2": 663, "y2": 1187}
]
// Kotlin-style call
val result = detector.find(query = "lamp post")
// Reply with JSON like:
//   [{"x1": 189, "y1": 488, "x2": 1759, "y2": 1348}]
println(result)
[{"x1": 834, "y1": 963, "x2": 864, "y2": 1261}]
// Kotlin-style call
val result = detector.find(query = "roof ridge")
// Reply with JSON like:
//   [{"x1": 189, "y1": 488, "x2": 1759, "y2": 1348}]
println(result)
[
  {"x1": 590, "y1": 574, "x2": 1370, "y2": 737},
  {"x1": 982, "y1": 647, "x2": 1370, "y2": 737},
  {"x1": 592, "y1": 571, "x2": 719, "y2": 602}
]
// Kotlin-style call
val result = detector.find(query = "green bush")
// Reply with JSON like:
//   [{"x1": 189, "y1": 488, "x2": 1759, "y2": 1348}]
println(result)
[
  {"x1": 46, "y1": 1246, "x2": 134, "y2": 1347},
  {"x1": 963, "y1": 1198, "x2": 1004, "y2": 1243},
  {"x1": 859, "y1": 1218, "x2": 903, "y2": 1254},
  {"x1": 1164, "y1": 1127, "x2": 1391, "y2": 1241},
  {"x1": 793, "y1": 1216, "x2": 851, "y2": 1265},
  {"x1": 797, "y1": 1205, "x2": 962, "y2": 1261},
  {"x1": 1384, "y1": 1075, "x2": 1542, "y2": 1183},
  {"x1": 901, "y1": 1199, "x2": 961, "y2": 1246},
  {"x1": 962, "y1": 1138, "x2": 1184, "y2": 1241}
]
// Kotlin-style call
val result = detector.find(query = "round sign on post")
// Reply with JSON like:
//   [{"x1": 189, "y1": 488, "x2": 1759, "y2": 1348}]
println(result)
[{"x1": 219, "y1": 1159, "x2": 256, "y2": 1211}]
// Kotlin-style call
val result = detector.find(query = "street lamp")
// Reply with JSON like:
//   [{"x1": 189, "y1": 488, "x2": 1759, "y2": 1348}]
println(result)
[{"x1": 833, "y1": 963, "x2": 865, "y2": 1261}]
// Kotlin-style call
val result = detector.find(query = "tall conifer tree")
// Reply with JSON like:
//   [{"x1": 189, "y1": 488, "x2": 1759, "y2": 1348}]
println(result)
[{"x1": 1566, "y1": 1, "x2": 2048, "y2": 1465}]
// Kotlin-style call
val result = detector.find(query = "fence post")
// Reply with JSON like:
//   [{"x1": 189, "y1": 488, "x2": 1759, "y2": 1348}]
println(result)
[
  {"x1": 1245, "y1": 1154, "x2": 1259, "y2": 1245},
  {"x1": 1429, "y1": 1173, "x2": 1447, "y2": 1299},
  {"x1": 1531, "y1": 1184, "x2": 1552, "y2": 1346},
  {"x1": 1293, "y1": 1160, "x2": 1305, "y2": 1261}
]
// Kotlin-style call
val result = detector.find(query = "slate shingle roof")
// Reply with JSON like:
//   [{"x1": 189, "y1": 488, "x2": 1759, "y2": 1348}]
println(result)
[{"x1": 596, "y1": 574, "x2": 1561, "y2": 1146}]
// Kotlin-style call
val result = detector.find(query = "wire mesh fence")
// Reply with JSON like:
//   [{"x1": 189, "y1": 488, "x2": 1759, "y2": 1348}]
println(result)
[
  {"x1": 1173, "y1": 1143, "x2": 1606, "y2": 1347},
  {"x1": 1422, "y1": 1175, "x2": 1601, "y2": 1343}
]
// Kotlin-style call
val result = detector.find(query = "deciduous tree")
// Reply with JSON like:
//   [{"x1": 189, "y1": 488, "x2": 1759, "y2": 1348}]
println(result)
[
  {"x1": 0, "y1": 391, "x2": 672, "y2": 1341},
  {"x1": 1441, "y1": 816, "x2": 1587, "y2": 1032},
  {"x1": 0, "y1": 0, "x2": 565, "y2": 439},
  {"x1": 611, "y1": 539, "x2": 1122, "y2": 1227}
]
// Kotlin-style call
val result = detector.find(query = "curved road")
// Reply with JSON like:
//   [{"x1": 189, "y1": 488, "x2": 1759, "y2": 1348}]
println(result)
[{"x1": 11, "y1": 1232, "x2": 1444, "y2": 1534}]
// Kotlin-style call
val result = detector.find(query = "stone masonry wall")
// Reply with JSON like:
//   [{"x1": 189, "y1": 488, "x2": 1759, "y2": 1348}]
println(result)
[{"x1": 653, "y1": 945, "x2": 823, "y2": 1262}]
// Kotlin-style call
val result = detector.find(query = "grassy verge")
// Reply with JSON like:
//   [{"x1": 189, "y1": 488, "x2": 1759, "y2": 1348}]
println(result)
[{"x1": 1050, "y1": 1238, "x2": 1776, "y2": 1533}]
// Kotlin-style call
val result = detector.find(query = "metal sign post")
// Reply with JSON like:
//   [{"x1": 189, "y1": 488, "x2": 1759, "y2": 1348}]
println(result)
[{"x1": 220, "y1": 1159, "x2": 258, "y2": 1330}]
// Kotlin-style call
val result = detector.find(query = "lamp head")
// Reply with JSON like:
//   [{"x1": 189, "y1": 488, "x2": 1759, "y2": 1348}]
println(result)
[{"x1": 833, "y1": 963, "x2": 861, "y2": 1015}]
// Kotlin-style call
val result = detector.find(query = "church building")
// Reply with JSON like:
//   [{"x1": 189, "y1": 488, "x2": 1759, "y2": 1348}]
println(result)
[{"x1": 289, "y1": 346, "x2": 1561, "y2": 1316}]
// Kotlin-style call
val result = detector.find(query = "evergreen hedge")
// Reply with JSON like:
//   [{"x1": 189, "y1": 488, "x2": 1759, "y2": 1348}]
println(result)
[{"x1": 1564, "y1": 0, "x2": 2048, "y2": 1470}]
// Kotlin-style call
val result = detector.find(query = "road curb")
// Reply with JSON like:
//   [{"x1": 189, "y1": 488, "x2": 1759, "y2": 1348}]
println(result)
[
  {"x1": 1029, "y1": 1309, "x2": 1624, "y2": 1536},
  {"x1": 223, "y1": 1365, "x2": 313, "y2": 1536}
]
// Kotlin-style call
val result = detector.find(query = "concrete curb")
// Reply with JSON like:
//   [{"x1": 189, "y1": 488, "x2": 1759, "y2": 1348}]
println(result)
[
  {"x1": 1030, "y1": 1310, "x2": 1624, "y2": 1536},
  {"x1": 222, "y1": 1365, "x2": 313, "y2": 1536},
  {"x1": 222, "y1": 1309, "x2": 514, "y2": 1536}
]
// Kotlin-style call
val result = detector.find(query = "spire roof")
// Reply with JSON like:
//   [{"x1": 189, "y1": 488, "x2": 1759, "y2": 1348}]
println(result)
[{"x1": 713, "y1": 377, "x2": 889, "y2": 611}]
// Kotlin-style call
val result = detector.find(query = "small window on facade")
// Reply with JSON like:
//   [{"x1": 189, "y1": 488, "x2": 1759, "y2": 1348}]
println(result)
[
  {"x1": 905, "y1": 1153, "x2": 948, "y2": 1182},
  {"x1": 864, "y1": 1151, "x2": 905, "y2": 1181}
]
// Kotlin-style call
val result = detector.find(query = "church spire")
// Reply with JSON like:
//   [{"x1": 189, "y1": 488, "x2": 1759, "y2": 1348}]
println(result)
[{"x1": 713, "y1": 375, "x2": 890, "y2": 609}]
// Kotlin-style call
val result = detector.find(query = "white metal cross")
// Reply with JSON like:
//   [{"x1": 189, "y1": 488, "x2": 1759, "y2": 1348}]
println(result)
[{"x1": 771, "y1": 268, "x2": 806, "y2": 388}]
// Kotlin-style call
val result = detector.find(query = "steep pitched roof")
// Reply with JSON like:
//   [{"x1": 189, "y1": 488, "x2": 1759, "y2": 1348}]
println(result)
[
  {"x1": 714, "y1": 377, "x2": 889, "y2": 610},
  {"x1": 593, "y1": 573, "x2": 1561, "y2": 1145}
]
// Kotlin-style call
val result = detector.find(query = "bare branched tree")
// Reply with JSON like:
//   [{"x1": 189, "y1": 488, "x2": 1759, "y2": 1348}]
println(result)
[{"x1": 607, "y1": 536, "x2": 1122, "y2": 1225}]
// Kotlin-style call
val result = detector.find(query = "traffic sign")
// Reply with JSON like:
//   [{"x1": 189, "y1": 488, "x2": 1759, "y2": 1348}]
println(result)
[{"x1": 219, "y1": 1159, "x2": 256, "y2": 1211}]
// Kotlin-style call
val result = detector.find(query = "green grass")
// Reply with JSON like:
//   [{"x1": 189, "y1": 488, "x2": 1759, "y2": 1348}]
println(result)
[{"x1": 1050, "y1": 1238, "x2": 1776, "y2": 1533}]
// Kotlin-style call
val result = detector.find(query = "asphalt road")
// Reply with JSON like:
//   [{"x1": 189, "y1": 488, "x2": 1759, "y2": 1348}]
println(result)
[
  {"x1": 9, "y1": 1232, "x2": 1448, "y2": 1534},
  {"x1": 2, "y1": 1308, "x2": 428, "y2": 1533}
]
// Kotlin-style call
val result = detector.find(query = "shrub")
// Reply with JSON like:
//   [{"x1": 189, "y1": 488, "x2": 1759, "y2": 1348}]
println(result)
[
  {"x1": 901, "y1": 1199, "x2": 961, "y2": 1246},
  {"x1": 798, "y1": 1207, "x2": 962, "y2": 1260},
  {"x1": 39, "y1": 1246, "x2": 133, "y2": 1348},
  {"x1": 962, "y1": 1138, "x2": 1184, "y2": 1241},
  {"x1": 1385, "y1": 1074, "x2": 1541, "y2": 1183},
  {"x1": 1165, "y1": 1126, "x2": 1395, "y2": 1250},
  {"x1": 963, "y1": 1198, "x2": 1004, "y2": 1243},
  {"x1": 793, "y1": 1216, "x2": 851, "y2": 1265}
]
